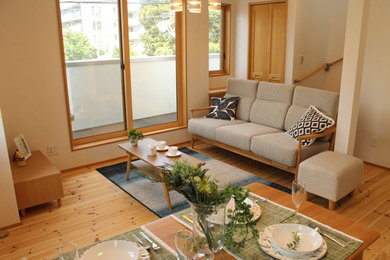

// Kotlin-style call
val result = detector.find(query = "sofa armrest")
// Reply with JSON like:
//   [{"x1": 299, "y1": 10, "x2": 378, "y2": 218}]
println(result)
[
  {"x1": 190, "y1": 106, "x2": 211, "y2": 118},
  {"x1": 296, "y1": 125, "x2": 337, "y2": 141}
]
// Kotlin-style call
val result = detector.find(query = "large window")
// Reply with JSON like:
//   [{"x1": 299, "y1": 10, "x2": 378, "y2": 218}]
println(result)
[
  {"x1": 57, "y1": 0, "x2": 185, "y2": 148},
  {"x1": 209, "y1": 4, "x2": 230, "y2": 75}
]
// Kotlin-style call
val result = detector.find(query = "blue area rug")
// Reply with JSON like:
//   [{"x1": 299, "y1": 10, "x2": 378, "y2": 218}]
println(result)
[{"x1": 97, "y1": 147, "x2": 290, "y2": 218}]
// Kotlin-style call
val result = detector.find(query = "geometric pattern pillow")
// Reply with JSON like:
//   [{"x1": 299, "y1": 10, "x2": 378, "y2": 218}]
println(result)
[
  {"x1": 287, "y1": 105, "x2": 335, "y2": 146},
  {"x1": 205, "y1": 96, "x2": 240, "y2": 121}
]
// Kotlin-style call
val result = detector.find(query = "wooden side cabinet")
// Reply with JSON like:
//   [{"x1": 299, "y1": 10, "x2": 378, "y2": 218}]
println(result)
[{"x1": 10, "y1": 151, "x2": 64, "y2": 216}]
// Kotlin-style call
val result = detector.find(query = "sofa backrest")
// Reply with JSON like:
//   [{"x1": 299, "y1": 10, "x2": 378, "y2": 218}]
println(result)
[
  {"x1": 249, "y1": 81, "x2": 295, "y2": 129},
  {"x1": 284, "y1": 86, "x2": 340, "y2": 131},
  {"x1": 224, "y1": 78, "x2": 259, "y2": 121}
]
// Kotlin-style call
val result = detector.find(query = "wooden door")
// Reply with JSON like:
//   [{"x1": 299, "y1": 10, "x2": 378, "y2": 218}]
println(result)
[
  {"x1": 268, "y1": 3, "x2": 287, "y2": 83},
  {"x1": 248, "y1": 4, "x2": 270, "y2": 81},
  {"x1": 248, "y1": 2, "x2": 287, "y2": 83}
]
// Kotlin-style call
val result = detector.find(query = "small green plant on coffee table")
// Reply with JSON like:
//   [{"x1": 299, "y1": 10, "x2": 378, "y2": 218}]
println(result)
[
  {"x1": 128, "y1": 128, "x2": 144, "y2": 145},
  {"x1": 160, "y1": 160, "x2": 259, "y2": 253}
]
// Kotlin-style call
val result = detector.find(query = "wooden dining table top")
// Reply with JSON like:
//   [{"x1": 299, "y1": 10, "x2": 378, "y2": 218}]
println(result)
[{"x1": 145, "y1": 182, "x2": 380, "y2": 260}]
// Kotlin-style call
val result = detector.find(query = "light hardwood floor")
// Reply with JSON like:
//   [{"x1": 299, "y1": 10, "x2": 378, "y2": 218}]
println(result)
[{"x1": 0, "y1": 142, "x2": 389, "y2": 259}]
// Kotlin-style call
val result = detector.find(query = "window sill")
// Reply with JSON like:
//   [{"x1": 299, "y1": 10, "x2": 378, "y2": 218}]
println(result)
[
  {"x1": 209, "y1": 72, "x2": 229, "y2": 77},
  {"x1": 72, "y1": 125, "x2": 188, "y2": 151}
]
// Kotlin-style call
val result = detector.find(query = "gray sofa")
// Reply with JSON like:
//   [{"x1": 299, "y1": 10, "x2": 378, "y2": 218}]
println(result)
[{"x1": 188, "y1": 78, "x2": 339, "y2": 174}]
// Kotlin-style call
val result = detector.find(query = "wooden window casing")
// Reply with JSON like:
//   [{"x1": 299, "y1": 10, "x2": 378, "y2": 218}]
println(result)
[
  {"x1": 56, "y1": 0, "x2": 187, "y2": 150},
  {"x1": 209, "y1": 4, "x2": 231, "y2": 77}
]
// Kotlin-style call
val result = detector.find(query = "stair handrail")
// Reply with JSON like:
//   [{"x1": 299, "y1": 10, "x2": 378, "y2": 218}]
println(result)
[{"x1": 294, "y1": 57, "x2": 343, "y2": 84}]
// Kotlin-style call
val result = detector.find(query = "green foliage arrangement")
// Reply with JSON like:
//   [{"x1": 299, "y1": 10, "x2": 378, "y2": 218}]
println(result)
[
  {"x1": 161, "y1": 160, "x2": 259, "y2": 252},
  {"x1": 128, "y1": 128, "x2": 144, "y2": 143},
  {"x1": 63, "y1": 30, "x2": 97, "y2": 61}
]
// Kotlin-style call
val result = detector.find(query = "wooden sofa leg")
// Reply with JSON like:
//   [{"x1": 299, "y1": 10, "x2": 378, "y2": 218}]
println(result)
[
  {"x1": 329, "y1": 200, "x2": 336, "y2": 211},
  {"x1": 191, "y1": 135, "x2": 195, "y2": 149}
]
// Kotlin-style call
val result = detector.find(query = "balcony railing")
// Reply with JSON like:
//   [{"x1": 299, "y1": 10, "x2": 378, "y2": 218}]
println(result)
[{"x1": 66, "y1": 54, "x2": 220, "y2": 132}]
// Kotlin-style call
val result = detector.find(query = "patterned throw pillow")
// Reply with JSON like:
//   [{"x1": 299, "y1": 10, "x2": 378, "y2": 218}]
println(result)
[
  {"x1": 287, "y1": 105, "x2": 335, "y2": 146},
  {"x1": 206, "y1": 96, "x2": 240, "y2": 121}
]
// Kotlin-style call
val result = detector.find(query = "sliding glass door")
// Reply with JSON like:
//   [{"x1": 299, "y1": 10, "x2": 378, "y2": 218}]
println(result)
[
  {"x1": 59, "y1": 0, "x2": 126, "y2": 142},
  {"x1": 128, "y1": 0, "x2": 178, "y2": 129},
  {"x1": 58, "y1": 0, "x2": 185, "y2": 148}
]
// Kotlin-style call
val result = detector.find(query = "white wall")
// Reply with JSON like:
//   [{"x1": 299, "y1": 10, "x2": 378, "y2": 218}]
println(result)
[
  {"x1": 0, "y1": 110, "x2": 20, "y2": 228},
  {"x1": 289, "y1": 0, "x2": 347, "y2": 92},
  {"x1": 0, "y1": 0, "x2": 208, "y2": 170},
  {"x1": 353, "y1": 0, "x2": 390, "y2": 168}
]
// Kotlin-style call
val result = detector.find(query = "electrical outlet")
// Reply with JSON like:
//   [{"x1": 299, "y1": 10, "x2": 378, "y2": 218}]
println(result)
[
  {"x1": 299, "y1": 55, "x2": 304, "y2": 64},
  {"x1": 370, "y1": 136, "x2": 379, "y2": 148},
  {"x1": 47, "y1": 145, "x2": 58, "y2": 156}
]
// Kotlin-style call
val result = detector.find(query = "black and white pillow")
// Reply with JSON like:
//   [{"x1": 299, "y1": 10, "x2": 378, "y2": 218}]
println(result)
[
  {"x1": 287, "y1": 105, "x2": 335, "y2": 146},
  {"x1": 206, "y1": 96, "x2": 240, "y2": 121}
]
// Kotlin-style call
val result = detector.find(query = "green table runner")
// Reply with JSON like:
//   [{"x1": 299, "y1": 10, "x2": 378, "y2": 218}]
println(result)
[
  {"x1": 173, "y1": 194, "x2": 362, "y2": 260},
  {"x1": 51, "y1": 226, "x2": 176, "y2": 260}
]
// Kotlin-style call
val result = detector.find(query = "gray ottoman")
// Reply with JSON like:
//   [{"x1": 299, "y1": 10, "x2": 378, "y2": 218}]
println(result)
[{"x1": 297, "y1": 151, "x2": 363, "y2": 210}]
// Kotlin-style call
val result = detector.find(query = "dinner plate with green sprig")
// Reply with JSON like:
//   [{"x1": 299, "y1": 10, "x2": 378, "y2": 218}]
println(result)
[{"x1": 259, "y1": 224, "x2": 327, "y2": 260}]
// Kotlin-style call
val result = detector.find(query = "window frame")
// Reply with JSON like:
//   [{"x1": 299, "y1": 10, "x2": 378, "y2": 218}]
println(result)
[
  {"x1": 56, "y1": 0, "x2": 187, "y2": 150},
  {"x1": 209, "y1": 3, "x2": 231, "y2": 77}
]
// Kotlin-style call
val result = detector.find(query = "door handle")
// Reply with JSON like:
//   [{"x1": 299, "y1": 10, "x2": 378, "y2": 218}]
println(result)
[
  {"x1": 253, "y1": 72, "x2": 263, "y2": 80},
  {"x1": 269, "y1": 74, "x2": 280, "y2": 81}
]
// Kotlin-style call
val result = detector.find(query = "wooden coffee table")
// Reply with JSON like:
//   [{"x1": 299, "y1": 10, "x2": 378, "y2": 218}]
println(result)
[{"x1": 118, "y1": 138, "x2": 205, "y2": 211}]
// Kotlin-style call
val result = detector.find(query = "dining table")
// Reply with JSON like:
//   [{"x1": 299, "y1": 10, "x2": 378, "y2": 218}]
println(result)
[
  {"x1": 145, "y1": 182, "x2": 379, "y2": 260},
  {"x1": 54, "y1": 182, "x2": 380, "y2": 260}
]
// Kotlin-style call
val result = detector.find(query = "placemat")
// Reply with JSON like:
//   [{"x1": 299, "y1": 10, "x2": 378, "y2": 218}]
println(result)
[
  {"x1": 172, "y1": 193, "x2": 362, "y2": 260},
  {"x1": 51, "y1": 226, "x2": 176, "y2": 260}
]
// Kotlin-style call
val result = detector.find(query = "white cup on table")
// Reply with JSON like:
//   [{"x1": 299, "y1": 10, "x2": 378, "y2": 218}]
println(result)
[
  {"x1": 157, "y1": 141, "x2": 167, "y2": 150},
  {"x1": 147, "y1": 144, "x2": 157, "y2": 156},
  {"x1": 167, "y1": 146, "x2": 178, "y2": 156}
]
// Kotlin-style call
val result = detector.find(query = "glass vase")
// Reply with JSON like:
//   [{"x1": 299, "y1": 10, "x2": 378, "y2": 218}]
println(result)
[{"x1": 189, "y1": 201, "x2": 227, "y2": 259}]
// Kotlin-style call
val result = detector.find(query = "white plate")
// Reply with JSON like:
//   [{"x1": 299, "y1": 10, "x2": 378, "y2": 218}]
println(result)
[
  {"x1": 80, "y1": 240, "x2": 139, "y2": 260},
  {"x1": 165, "y1": 151, "x2": 182, "y2": 157},
  {"x1": 207, "y1": 198, "x2": 262, "y2": 224},
  {"x1": 259, "y1": 224, "x2": 327, "y2": 260},
  {"x1": 156, "y1": 145, "x2": 169, "y2": 151},
  {"x1": 272, "y1": 224, "x2": 323, "y2": 257}
]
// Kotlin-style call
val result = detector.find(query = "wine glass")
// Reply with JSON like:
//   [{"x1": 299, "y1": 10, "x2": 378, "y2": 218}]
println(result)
[
  {"x1": 175, "y1": 230, "x2": 194, "y2": 260},
  {"x1": 58, "y1": 241, "x2": 79, "y2": 260},
  {"x1": 291, "y1": 180, "x2": 305, "y2": 223}
]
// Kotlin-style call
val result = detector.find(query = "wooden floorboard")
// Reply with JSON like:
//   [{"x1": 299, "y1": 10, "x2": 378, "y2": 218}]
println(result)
[{"x1": 0, "y1": 141, "x2": 389, "y2": 259}]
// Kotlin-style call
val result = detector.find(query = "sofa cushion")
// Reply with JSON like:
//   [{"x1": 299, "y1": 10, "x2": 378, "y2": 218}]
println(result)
[
  {"x1": 287, "y1": 105, "x2": 335, "y2": 146},
  {"x1": 216, "y1": 123, "x2": 282, "y2": 151},
  {"x1": 224, "y1": 78, "x2": 259, "y2": 121},
  {"x1": 284, "y1": 86, "x2": 339, "y2": 131},
  {"x1": 250, "y1": 132, "x2": 331, "y2": 167},
  {"x1": 249, "y1": 82, "x2": 295, "y2": 129},
  {"x1": 206, "y1": 96, "x2": 240, "y2": 121},
  {"x1": 188, "y1": 118, "x2": 245, "y2": 141}
]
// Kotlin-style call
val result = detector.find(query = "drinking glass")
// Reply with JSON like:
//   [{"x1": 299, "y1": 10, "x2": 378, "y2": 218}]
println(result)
[
  {"x1": 291, "y1": 180, "x2": 305, "y2": 223},
  {"x1": 175, "y1": 230, "x2": 194, "y2": 260},
  {"x1": 58, "y1": 241, "x2": 79, "y2": 260}
]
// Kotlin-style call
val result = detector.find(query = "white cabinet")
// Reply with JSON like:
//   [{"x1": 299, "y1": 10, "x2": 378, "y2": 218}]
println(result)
[{"x1": 0, "y1": 109, "x2": 20, "y2": 228}]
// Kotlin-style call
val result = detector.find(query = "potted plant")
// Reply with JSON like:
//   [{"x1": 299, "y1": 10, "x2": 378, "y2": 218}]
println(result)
[
  {"x1": 128, "y1": 128, "x2": 144, "y2": 146},
  {"x1": 161, "y1": 161, "x2": 259, "y2": 257}
]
